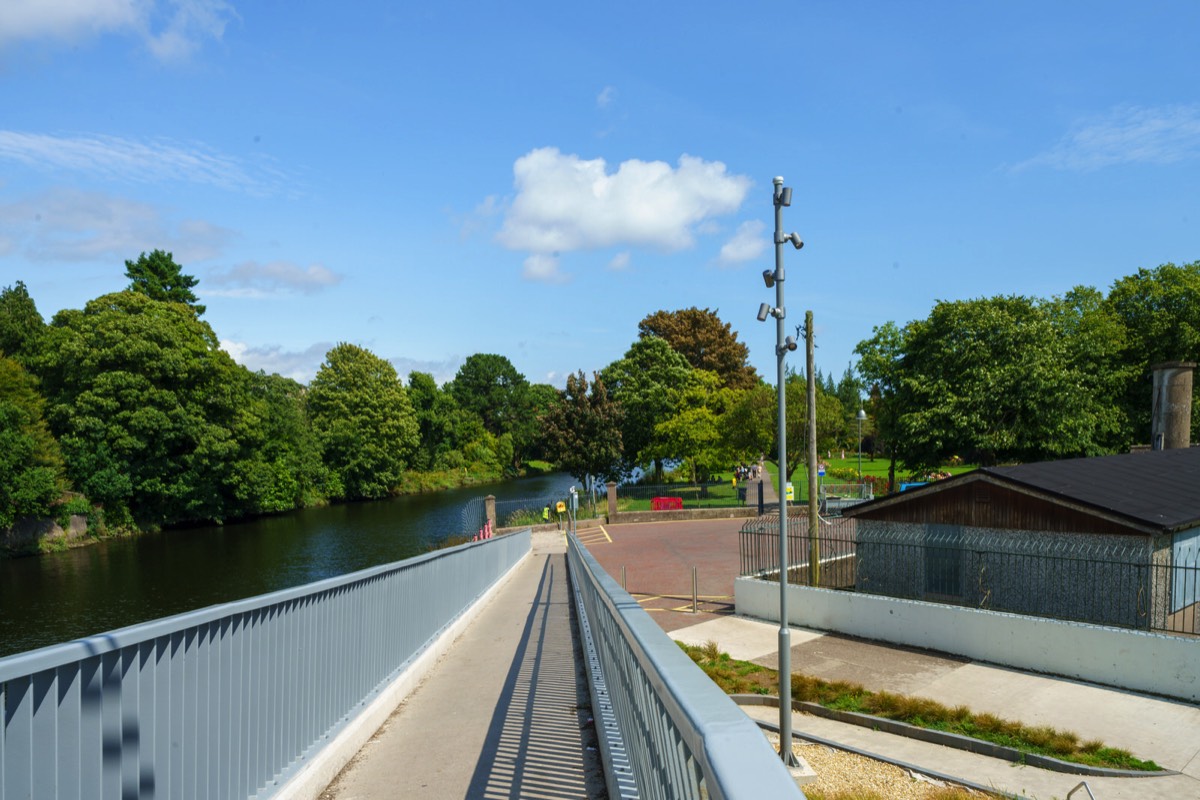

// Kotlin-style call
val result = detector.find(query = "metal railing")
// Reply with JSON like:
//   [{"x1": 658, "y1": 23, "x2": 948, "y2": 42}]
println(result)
[
  {"x1": 567, "y1": 534, "x2": 804, "y2": 799},
  {"x1": 0, "y1": 530, "x2": 531, "y2": 800},
  {"x1": 739, "y1": 520, "x2": 1200, "y2": 635}
]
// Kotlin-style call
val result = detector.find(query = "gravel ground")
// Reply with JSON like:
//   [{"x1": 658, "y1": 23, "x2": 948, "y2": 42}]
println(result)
[{"x1": 764, "y1": 732, "x2": 1003, "y2": 800}]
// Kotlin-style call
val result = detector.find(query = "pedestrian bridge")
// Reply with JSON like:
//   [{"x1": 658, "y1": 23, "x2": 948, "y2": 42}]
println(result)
[{"x1": 0, "y1": 529, "x2": 804, "y2": 799}]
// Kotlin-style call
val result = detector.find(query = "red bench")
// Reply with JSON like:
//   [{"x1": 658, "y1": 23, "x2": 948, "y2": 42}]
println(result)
[{"x1": 650, "y1": 496, "x2": 683, "y2": 511}]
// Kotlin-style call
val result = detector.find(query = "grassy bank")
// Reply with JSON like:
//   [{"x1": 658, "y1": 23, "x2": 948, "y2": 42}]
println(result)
[{"x1": 679, "y1": 642, "x2": 1161, "y2": 772}]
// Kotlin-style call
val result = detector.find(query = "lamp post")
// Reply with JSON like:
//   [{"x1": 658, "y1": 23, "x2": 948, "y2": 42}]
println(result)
[
  {"x1": 757, "y1": 176, "x2": 801, "y2": 766},
  {"x1": 856, "y1": 408, "x2": 866, "y2": 481}
]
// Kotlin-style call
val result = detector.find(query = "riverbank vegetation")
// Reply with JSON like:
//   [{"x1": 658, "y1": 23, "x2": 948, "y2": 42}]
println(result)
[{"x1": 3, "y1": 253, "x2": 1197, "y2": 552}]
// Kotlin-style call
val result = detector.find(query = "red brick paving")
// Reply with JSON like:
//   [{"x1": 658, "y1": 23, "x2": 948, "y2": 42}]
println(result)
[{"x1": 579, "y1": 518, "x2": 747, "y2": 634}]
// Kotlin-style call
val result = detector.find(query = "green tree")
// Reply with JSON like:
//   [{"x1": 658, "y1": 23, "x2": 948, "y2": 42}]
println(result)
[
  {"x1": 0, "y1": 281, "x2": 46, "y2": 365},
  {"x1": 721, "y1": 383, "x2": 774, "y2": 464},
  {"x1": 447, "y1": 354, "x2": 531, "y2": 470},
  {"x1": 896, "y1": 295, "x2": 1119, "y2": 468},
  {"x1": 600, "y1": 336, "x2": 699, "y2": 481},
  {"x1": 0, "y1": 356, "x2": 64, "y2": 528},
  {"x1": 638, "y1": 307, "x2": 759, "y2": 390},
  {"x1": 36, "y1": 292, "x2": 242, "y2": 526},
  {"x1": 541, "y1": 371, "x2": 624, "y2": 489},
  {"x1": 855, "y1": 322, "x2": 906, "y2": 490},
  {"x1": 1106, "y1": 261, "x2": 1200, "y2": 443},
  {"x1": 307, "y1": 344, "x2": 419, "y2": 500},
  {"x1": 125, "y1": 250, "x2": 205, "y2": 315},
  {"x1": 649, "y1": 370, "x2": 733, "y2": 482},
  {"x1": 407, "y1": 371, "x2": 459, "y2": 471},
  {"x1": 225, "y1": 369, "x2": 330, "y2": 514}
]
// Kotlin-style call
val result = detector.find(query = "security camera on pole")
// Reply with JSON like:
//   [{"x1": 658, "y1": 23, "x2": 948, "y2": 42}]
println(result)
[{"x1": 757, "y1": 176, "x2": 801, "y2": 766}]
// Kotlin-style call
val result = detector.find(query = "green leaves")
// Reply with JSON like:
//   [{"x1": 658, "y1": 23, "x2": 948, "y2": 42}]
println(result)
[
  {"x1": 540, "y1": 371, "x2": 624, "y2": 485},
  {"x1": 307, "y1": 343, "x2": 419, "y2": 500}
]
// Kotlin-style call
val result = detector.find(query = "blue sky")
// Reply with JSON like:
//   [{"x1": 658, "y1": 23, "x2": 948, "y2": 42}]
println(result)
[{"x1": 2, "y1": 2, "x2": 1198, "y2": 389}]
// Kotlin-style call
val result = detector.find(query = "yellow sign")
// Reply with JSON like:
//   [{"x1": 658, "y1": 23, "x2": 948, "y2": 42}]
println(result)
[
  {"x1": 785, "y1": 482, "x2": 794, "y2": 501},
  {"x1": 555, "y1": 501, "x2": 566, "y2": 513}
]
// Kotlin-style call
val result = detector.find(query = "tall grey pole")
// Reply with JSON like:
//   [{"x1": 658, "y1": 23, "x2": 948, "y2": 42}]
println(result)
[{"x1": 772, "y1": 176, "x2": 794, "y2": 765}]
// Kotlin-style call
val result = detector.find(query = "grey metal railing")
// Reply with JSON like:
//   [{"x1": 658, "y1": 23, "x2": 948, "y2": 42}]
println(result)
[
  {"x1": 567, "y1": 534, "x2": 804, "y2": 800},
  {"x1": 0, "y1": 529, "x2": 531, "y2": 800}
]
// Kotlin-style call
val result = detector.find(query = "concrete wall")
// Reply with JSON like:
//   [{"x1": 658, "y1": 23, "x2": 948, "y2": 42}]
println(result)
[{"x1": 736, "y1": 576, "x2": 1200, "y2": 703}]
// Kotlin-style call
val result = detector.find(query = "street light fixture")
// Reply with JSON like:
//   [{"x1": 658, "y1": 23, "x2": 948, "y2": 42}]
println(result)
[
  {"x1": 856, "y1": 408, "x2": 867, "y2": 481},
  {"x1": 755, "y1": 176, "x2": 802, "y2": 767}
]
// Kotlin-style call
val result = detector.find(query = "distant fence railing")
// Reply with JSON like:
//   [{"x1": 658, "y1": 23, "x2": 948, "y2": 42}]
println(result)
[
  {"x1": 0, "y1": 530, "x2": 531, "y2": 800},
  {"x1": 567, "y1": 534, "x2": 804, "y2": 799},
  {"x1": 615, "y1": 481, "x2": 746, "y2": 510},
  {"x1": 739, "y1": 519, "x2": 1200, "y2": 635}
]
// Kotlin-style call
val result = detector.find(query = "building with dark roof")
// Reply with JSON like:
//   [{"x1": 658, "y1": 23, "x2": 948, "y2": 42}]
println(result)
[{"x1": 841, "y1": 448, "x2": 1200, "y2": 633}]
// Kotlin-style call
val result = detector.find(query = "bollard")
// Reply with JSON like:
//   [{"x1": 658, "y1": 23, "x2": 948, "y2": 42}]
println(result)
[
  {"x1": 692, "y1": 566, "x2": 698, "y2": 614},
  {"x1": 621, "y1": 565, "x2": 627, "y2": 592}
]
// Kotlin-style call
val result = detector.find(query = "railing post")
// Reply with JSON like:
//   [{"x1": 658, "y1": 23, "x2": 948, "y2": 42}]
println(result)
[
  {"x1": 757, "y1": 479, "x2": 764, "y2": 515},
  {"x1": 485, "y1": 495, "x2": 496, "y2": 531},
  {"x1": 606, "y1": 481, "x2": 618, "y2": 520}
]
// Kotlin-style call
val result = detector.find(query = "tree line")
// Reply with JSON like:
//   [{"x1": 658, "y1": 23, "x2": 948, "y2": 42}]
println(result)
[{"x1": 3, "y1": 250, "x2": 1196, "y2": 536}]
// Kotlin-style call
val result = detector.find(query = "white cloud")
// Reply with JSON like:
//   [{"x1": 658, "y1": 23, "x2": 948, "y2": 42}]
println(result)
[
  {"x1": 608, "y1": 251, "x2": 630, "y2": 271},
  {"x1": 390, "y1": 356, "x2": 463, "y2": 387},
  {"x1": 597, "y1": 86, "x2": 616, "y2": 109},
  {"x1": 0, "y1": 187, "x2": 233, "y2": 263},
  {"x1": 1014, "y1": 104, "x2": 1200, "y2": 172},
  {"x1": 206, "y1": 260, "x2": 343, "y2": 296},
  {"x1": 0, "y1": 131, "x2": 280, "y2": 194},
  {"x1": 0, "y1": 0, "x2": 237, "y2": 61},
  {"x1": 496, "y1": 148, "x2": 752, "y2": 263},
  {"x1": 717, "y1": 220, "x2": 766, "y2": 265},
  {"x1": 221, "y1": 339, "x2": 331, "y2": 384},
  {"x1": 522, "y1": 253, "x2": 566, "y2": 283}
]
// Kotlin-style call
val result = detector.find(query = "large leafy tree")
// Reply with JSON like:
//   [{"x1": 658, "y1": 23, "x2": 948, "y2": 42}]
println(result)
[
  {"x1": 0, "y1": 281, "x2": 46, "y2": 365},
  {"x1": 307, "y1": 343, "x2": 419, "y2": 500},
  {"x1": 407, "y1": 371, "x2": 460, "y2": 471},
  {"x1": 895, "y1": 295, "x2": 1119, "y2": 468},
  {"x1": 600, "y1": 336, "x2": 699, "y2": 481},
  {"x1": 541, "y1": 371, "x2": 624, "y2": 487},
  {"x1": 225, "y1": 369, "x2": 330, "y2": 514},
  {"x1": 36, "y1": 292, "x2": 242, "y2": 526},
  {"x1": 447, "y1": 354, "x2": 531, "y2": 468},
  {"x1": 125, "y1": 250, "x2": 205, "y2": 315},
  {"x1": 0, "y1": 356, "x2": 63, "y2": 528},
  {"x1": 1106, "y1": 261, "x2": 1200, "y2": 443},
  {"x1": 649, "y1": 370, "x2": 734, "y2": 483},
  {"x1": 638, "y1": 307, "x2": 759, "y2": 390}
]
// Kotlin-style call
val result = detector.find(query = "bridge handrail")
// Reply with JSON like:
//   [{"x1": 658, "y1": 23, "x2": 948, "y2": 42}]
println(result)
[
  {"x1": 0, "y1": 529, "x2": 531, "y2": 800},
  {"x1": 567, "y1": 534, "x2": 804, "y2": 800}
]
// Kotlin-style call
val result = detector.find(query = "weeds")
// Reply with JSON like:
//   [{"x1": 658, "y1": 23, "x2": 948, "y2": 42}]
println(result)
[{"x1": 676, "y1": 642, "x2": 1161, "y2": 772}]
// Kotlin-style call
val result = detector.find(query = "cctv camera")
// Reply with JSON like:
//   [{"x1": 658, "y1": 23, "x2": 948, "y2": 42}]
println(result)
[
  {"x1": 780, "y1": 187, "x2": 792, "y2": 207},
  {"x1": 785, "y1": 335, "x2": 798, "y2": 351},
  {"x1": 788, "y1": 233, "x2": 804, "y2": 250},
  {"x1": 757, "y1": 303, "x2": 772, "y2": 322},
  {"x1": 762, "y1": 269, "x2": 775, "y2": 288}
]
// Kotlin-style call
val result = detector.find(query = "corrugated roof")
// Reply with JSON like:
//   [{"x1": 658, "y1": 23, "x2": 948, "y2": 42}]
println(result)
[{"x1": 983, "y1": 447, "x2": 1200, "y2": 532}]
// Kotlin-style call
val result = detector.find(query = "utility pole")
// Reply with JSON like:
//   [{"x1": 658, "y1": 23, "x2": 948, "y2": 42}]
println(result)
[{"x1": 806, "y1": 311, "x2": 819, "y2": 588}]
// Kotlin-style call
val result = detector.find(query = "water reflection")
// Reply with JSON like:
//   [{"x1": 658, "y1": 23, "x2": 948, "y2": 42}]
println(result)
[{"x1": 0, "y1": 473, "x2": 579, "y2": 658}]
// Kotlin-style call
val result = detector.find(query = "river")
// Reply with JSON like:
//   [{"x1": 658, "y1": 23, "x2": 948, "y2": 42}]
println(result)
[{"x1": 0, "y1": 472, "x2": 580, "y2": 659}]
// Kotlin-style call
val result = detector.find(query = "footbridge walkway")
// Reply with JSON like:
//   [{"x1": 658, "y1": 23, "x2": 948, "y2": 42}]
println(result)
[{"x1": 0, "y1": 528, "x2": 803, "y2": 800}]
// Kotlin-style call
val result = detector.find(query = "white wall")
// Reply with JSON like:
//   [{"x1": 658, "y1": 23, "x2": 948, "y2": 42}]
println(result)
[{"x1": 736, "y1": 577, "x2": 1200, "y2": 703}]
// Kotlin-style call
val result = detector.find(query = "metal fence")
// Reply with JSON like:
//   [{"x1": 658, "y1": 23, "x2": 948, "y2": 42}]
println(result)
[
  {"x1": 615, "y1": 481, "x2": 747, "y2": 510},
  {"x1": 739, "y1": 519, "x2": 1200, "y2": 635},
  {"x1": 0, "y1": 530, "x2": 531, "y2": 800},
  {"x1": 567, "y1": 534, "x2": 804, "y2": 800}
]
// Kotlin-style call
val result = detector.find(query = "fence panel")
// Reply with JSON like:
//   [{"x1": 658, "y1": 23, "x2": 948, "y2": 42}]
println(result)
[
  {"x1": 567, "y1": 534, "x2": 804, "y2": 800},
  {"x1": 615, "y1": 482, "x2": 745, "y2": 511},
  {"x1": 739, "y1": 519, "x2": 1200, "y2": 635},
  {"x1": 0, "y1": 530, "x2": 530, "y2": 800}
]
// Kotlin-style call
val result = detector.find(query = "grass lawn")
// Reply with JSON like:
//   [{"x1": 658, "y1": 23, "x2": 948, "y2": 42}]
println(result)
[{"x1": 724, "y1": 456, "x2": 976, "y2": 500}]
